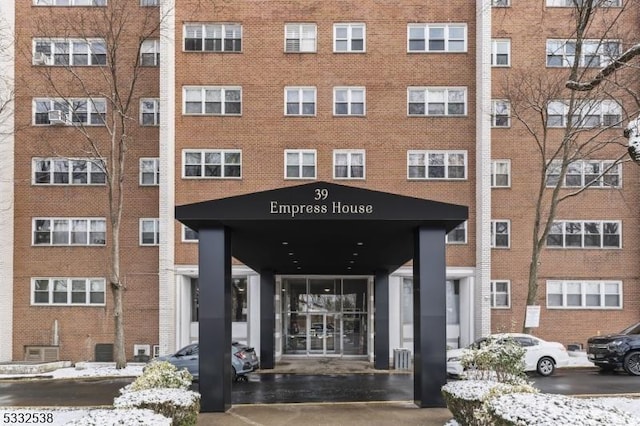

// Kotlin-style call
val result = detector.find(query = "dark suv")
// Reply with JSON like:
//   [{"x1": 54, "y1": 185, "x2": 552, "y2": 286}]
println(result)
[{"x1": 587, "y1": 322, "x2": 640, "y2": 375}]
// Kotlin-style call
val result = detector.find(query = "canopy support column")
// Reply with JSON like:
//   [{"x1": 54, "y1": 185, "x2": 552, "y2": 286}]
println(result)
[
  {"x1": 260, "y1": 269, "x2": 275, "y2": 369},
  {"x1": 374, "y1": 270, "x2": 389, "y2": 369}
]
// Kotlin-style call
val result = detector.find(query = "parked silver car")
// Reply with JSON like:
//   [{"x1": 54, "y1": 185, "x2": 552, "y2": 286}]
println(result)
[{"x1": 156, "y1": 341, "x2": 259, "y2": 381}]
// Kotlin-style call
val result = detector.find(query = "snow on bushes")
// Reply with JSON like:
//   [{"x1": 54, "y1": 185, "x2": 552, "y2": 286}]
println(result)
[
  {"x1": 115, "y1": 388, "x2": 200, "y2": 426},
  {"x1": 64, "y1": 408, "x2": 171, "y2": 425},
  {"x1": 460, "y1": 336, "x2": 527, "y2": 384},
  {"x1": 121, "y1": 360, "x2": 192, "y2": 393}
]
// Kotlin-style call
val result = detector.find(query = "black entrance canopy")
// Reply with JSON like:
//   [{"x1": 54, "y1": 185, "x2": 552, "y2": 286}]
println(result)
[
  {"x1": 175, "y1": 181, "x2": 467, "y2": 275},
  {"x1": 175, "y1": 181, "x2": 468, "y2": 413}
]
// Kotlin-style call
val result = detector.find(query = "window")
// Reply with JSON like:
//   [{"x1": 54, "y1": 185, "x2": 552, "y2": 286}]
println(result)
[
  {"x1": 493, "y1": 0, "x2": 510, "y2": 5},
  {"x1": 446, "y1": 221, "x2": 467, "y2": 244},
  {"x1": 33, "y1": 0, "x2": 106, "y2": 6},
  {"x1": 407, "y1": 150, "x2": 467, "y2": 180},
  {"x1": 140, "y1": 98, "x2": 160, "y2": 125},
  {"x1": 546, "y1": 159, "x2": 621, "y2": 188},
  {"x1": 33, "y1": 38, "x2": 106, "y2": 66},
  {"x1": 546, "y1": 39, "x2": 620, "y2": 68},
  {"x1": 285, "y1": 150, "x2": 316, "y2": 179},
  {"x1": 491, "y1": 39, "x2": 510, "y2": 67},
  {"x1": 491, "y1": 160, "x2": 511, "y2": 187},
  {"x1": 33, "y1": 158, "x2": 106, "y2": 185},
  {"x1": 140, "y1": 218, "x2": 159, "y2": 246},
  {"x1": 32, "y1": 278, "x2": 106, "y2": 305},
  {"x1": 285, "y1": 24, "x2": 317, "y2": 53},
  {"x1": 546, "y1": 100, "x2": 621, "y2": 128},
  {"x1": 33, "y1": 218, "x2": 106, "y2": 245},
  {"x1": 491, "y1": 100, "x2": 511, "y2": 127},
  {"x1": 491, "y1": 220, "x2": 510, "y2": 248},
  {"x1": 34, "y1": 98, "x2": 106, "y2": 126},
  {"x1": 183, "y1": 149, "x2": 242, "y2": 178},
  {"x1": 140, "y1": 158, "x2": 160, "y2": 186},
  {"x1": 140, "y1": 0, "x2": 158, "y2": 5},
  {"x1": 334, "y1": 87, "x2": 365, "y2": 116},
  {"x1": 546, "y1": 220, "x2": 621, "y2": 248},
  {"x1": 408, "y1": 87, "x2": 467, "y2": 116},
  {"x1": 285, "y1": 87, "x2": 316, "y2": 116},
  {"x1": 183, "y1": 87, "x2": 241, "y2": 115},
  {"x1": 547, "y1": 280, "x2": 622, "y2": 309},
  {"x1": 140, "y1": 39, "x2": 160, "y2": 66},
  {"x1": 546, "y1": 0, "x2": 621, "y2": 6},
  {"x1": 334, "y1": 150, "x2": 365, "y2": 179},
  {"x1": 184, "y1": 23, "x2": 242, "y2": 52},
  {"x1": 334, "y1": 23, "x2": 365, "y2": 52},
  {"x1": 407, "y1": 24, "x2": 467, "y2": 52},
  {"x1": 182, "y1": 225, "x2": 198, "y2": 242},
  {"x1": 491, "y1": 281, "x2": 511, "y2": 308}
]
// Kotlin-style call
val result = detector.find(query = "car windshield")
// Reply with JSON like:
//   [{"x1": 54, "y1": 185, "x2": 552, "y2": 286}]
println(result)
[{"x1": 620, "y1": 322, "x2": 640, "y2": 335}]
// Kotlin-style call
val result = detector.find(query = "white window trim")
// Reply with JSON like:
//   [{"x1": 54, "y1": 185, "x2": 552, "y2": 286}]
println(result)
[
  {"x1": 33, "y1": 97, "x2": 106, "y2": 126},
  {"x1": 140, "y1": 39, "x2": 160, "y2": 66},
  {"x1": 546, "y1": 0, "x2": 621, "y2": 7},
  {"x1": 407, "y1": 150, "x2": 468, "y2": 180},
  {"x1": 32, "y1": 157, "x2": 106, "y2": 186},
  {"x1": 546, "y1": 159, "x2": 621, "y2": 189},
  {"x1": 284, "y1": 149, "x2": 317, "y2": 180},
  {"x1": 492, "y1": 0, "x2": 510, "y2": 6},
  {"x1": 491, "y1": 220, "x2": 511, "y2": 249},
  {"x1": 407, "y1": 87, "x2": 468, "y2": 117},
  {"x1": 33, "y1": 0, "x2": 106, "y2": 6},
  {"x1": 547, "y1": 220, "x2": 622, "y2": 249},
  {"x1": 446, "y1": 221, "x2": 467, "y2": 244},
  {"x1": 182, "y1": 225, "x2": 199, "y2": 243},
  {"x1": 407, "y1": 23, "x2": 468, "y2": 53},
  {"x1": 491, "y1": 99, "x2": 511, "y2": 127},
  {"x1": 546, "y1": 280, "x2": 623, "y2": 309},
  {"x1": 333, "y1": 87, "x2": 366, "y2": 116},
  {"x1": 284, "y1": 87, "x2": 317, "y2": 117},
  {"x1": 333, "y1": 149, "x2": 366, "y2": 180},
  {"x1": 32, "y1": 217, "x2": 107, "y2": 246},
  {"x1": 140, "y1": 218, "x2": 160, "y2": 246},
  {"x1": 140, "y1": 98, "x2": 160, "y2": 126},
  {"x1": 33, "y1": 38, "x2": 107, "y2": 66},
  {"x1": 546, "y1": 39, "x2": 621, "y2": 68},
  {"x1": 182, "y1": 149, "x2": 242, "y2": 179},
  {"x1": 31, "y1": 277, "x2": 107, "y2": 306},
  {"x1": 284, "y1": 23, "x2": 317, "y2": 53},
  {"x1": 140, "y1": 0, "x2": 158, "y2": 6},
  {"x1": 546, "y1": 99, "x2": 622, "y2": 128},
  {"x1": 490, "y1": 280, "x2": 511, "y2": 309},
  {"x1": 491, "y1": 39, "x2": 511, "y2": 67},
  {"x1": 183, "y1": 23, "x2": 243, "y2": 53},
  {"x1": 333, "y1": 23, "x2": 366, "y2": 53},
  {"x1": 139, "y1": 157, "x2": 160, "y2": 186},
  {"x1": 182, "y1": 86, "x2": 242, "y2": 116},
  {"x1": 491, "y1": 159, "x2": 511, "y2": 188}
]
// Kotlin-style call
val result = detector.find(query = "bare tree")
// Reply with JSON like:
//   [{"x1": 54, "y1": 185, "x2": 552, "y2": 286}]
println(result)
[
  {"x1": 25, "y1": 1, "x2": 164, "y2": 368},
  {"x1": 494, "y1": 1, "x2": 640, "y2": 333}
]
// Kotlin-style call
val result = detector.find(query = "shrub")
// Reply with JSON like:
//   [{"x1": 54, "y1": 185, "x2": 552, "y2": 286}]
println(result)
[
  {"x1": 114, "y1": 388, "x2": 200, "y2": 426},
  {"x1": 64, "y1": 408, "x2": 171, "y2": 425},
  {"x1": 122, "y1": 360, "x2": 192, "y2": 393},
  {"x1": 461, "y1": 336, "x2": 528, "y2": 384}
]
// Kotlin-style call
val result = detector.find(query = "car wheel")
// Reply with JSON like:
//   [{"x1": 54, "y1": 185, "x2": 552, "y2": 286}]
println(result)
[
  {"x1": 536, "y1": 356, "x2": 555, "y2": 376},
  {"x1": 232, "y1": 366, "x2": 238, "y2": 382},
  {"x1": 623, "y1": 351, "x2": 640, "y2": 376}
]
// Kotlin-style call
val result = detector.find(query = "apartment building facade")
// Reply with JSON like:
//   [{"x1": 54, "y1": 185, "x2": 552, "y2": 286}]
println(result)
[{"x1": 0, "y1": 0, "x2": 638, "y2": 370}]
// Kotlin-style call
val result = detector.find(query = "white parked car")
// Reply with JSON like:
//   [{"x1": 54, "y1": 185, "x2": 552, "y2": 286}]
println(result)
[{"x1": 447, "y1": 333, "x2": 570, "y2": 377}]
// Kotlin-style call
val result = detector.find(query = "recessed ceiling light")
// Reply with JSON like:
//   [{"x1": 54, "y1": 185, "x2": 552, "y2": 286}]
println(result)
[
  {"x1": 353, "y1": 253, "x2": 358, "y2": 256},
  {"x1": 356, "y1": 242, "x2": 364, "y2": 246},
  {"x1": 282, "y1": 241, "x2": 289, "y2": 245},
  {"x1": 288, "y1": 252, "x2": 294, "y2": 256}
]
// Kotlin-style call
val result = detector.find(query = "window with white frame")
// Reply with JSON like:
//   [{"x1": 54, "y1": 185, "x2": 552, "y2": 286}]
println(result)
[
  {"x1": 407, "y1": 150, "x2": 467, "y2": 180},
  {"x1": 140, "y1": 98, "x2": 160, "y2": 125},
  {"x1": 491, "y1": 100, "x2": 511, "y2": 127},
  {"x1": 334, "y1": 150, "x2": 365, "y2": 179},
  {"x1": 32, "y1": 278, "x2": 106, "y2": 305},
  {"x1": 491, "y1": 160, "x2": 511, "y2": 187},
  {"x1": 285, "y1": 24, "x2": 317, "y2": 52},
  {"x1": 491, "y1": 220, "x2": 510, "y2": 248},
  {"x1": 546, "y1": 220, "x2": 621, "y2": 248},
  {"x1": 184, "y1": 23, "x2": 242, "y2": 52},
  {"x1": 492, "y1": 0, "x2": 510, "y2": 6},
  {"x1": 546, "y1": 0, "x2": 621, "y2": 7},
  {"x1": 407, "y1": 23, "x2": 467, "y2": 52},
  {"x1": 546, "y1": 100, "x2": 621, "y2": 128},
  {"x1": 140, "y1": 158, "x2": 160, "y2": 186},
  {"x1": 285, "y1": 87, "x2": 316, "y2": 116},
  {"x1": 334, "y1": 23, "x2": 365, "y2": 52},
  {"x1": 141, "y1": 39, "x2": 160, "y2": 66},
  {"x1": 183, "y1": 87, "x2": 241, "y2": 115},
  {"x1": 34, "y1": 98, "x2": 106, "y2": 126},
  {"x1": 183, "y1": 150, "x2": 242, "y2": 178},
  {"x1": 285, "y1": 150, "x2": 316, "y2": 179},
  {"x1": 140, "y1": 0, "x2": 158, "y2": 5},
  {"x1": 33, "y1": 218, "x2": 106, "y2": 245},
  {"x1": 546, "y1": 159, "x2": 621, "y2": 188},
  {"x1": 408, "y1": 87, "x2": 467, "y2": 116},
  {"x1": 33, "y1": 38, "x2": 106, "y2": 66},
  {"x1": 333, "y1": 87, "x2": 365, "y2": 116},
  {"x1": 546, "y1": 39, "x2": 620, "y2": 68},
  {"x1": 140, "y1": 218, "x2": 160, "y2": 245},
  {"x1": 33, "y1": 158, "x2": 106, "y2": 185},
  {"x1": 446, "y1": 221, "x2": 467, "y2": 244},
  {"x1": 33, "y1": 0, "x2": 106, "y2": 6},
  {"x1": 491, "y1": 281, "x2": 511, "y2": 308},
  {"x1": 182, "y1": 225, "x2": 198, "y2": 242},
  {"x1": 547, "y1": 280, "x2": 622, "y2": 309},
  {"x1": 491, "y1": 39, "x2": 510, "y2": 66}
]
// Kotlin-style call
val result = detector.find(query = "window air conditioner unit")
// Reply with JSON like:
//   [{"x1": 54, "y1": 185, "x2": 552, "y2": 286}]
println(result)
[
  {"x1": 48, "y1": 110, "x2": 67, "y2": 125},
  {"x1": 33, "y1": 52, "x2": 49, "y2": 66}
]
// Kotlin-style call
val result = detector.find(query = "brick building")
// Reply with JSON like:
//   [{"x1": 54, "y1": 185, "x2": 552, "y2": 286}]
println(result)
[{"x1": 0, "y1": 0, "x2": 638, "y2": 367}]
